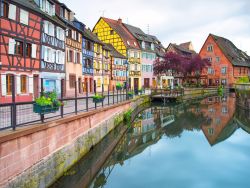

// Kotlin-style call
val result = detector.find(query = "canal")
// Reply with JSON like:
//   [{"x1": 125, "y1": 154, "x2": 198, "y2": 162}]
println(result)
[{"x1": 52, "y1": 94, "x2": 250, "y2": 188}]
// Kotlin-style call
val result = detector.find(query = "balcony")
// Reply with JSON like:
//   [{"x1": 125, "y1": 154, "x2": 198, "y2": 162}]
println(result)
[
  {"x1": 83, "y1": 67, "x2": 94, "y2": 75},
  {"x1": 41, "y1": 61, "x2": 65, "y2": 73},
  {"x1": 42, "y1": 33, "x2": 65, "y2": 50},
  {"x1": 129, "y1": 71, "x2": 141, "y2": 77},
  {"x1": 129, "y1": 57, "x2": 141, "y2": 64},
  {"x1": 82, "y1": 49, "x2": 94, "y2": 57}
]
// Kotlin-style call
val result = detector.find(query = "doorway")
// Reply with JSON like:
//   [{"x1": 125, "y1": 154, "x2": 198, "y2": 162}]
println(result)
[
  {"x1": 33, "y1": 75, "x2": 39, "y2": 98},
  {"x1": 134, "y1": 78, "x2": 139, "y2": 90}
]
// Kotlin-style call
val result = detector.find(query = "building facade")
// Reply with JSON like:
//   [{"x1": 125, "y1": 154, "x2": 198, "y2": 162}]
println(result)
[
  {"x1": 0, "y1": 0, "x2": 42, "y2": 103},
  {"x1": 93, "y1": 17, "x2": 142, "y2": 90},
  {"x1": 55, "y1": 3, "x2": 83, "y2": 97},
  {"x1": 35, "y1": 0, "x2": 66, "y2": 95},
  {"x1": 199, "y1": 34, "x2": 250, "y2": 87}
]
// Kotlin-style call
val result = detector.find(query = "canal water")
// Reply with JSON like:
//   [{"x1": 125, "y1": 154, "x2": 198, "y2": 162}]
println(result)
[{"x1": 52, "y1": 94, "x2": 250, "y2": 188}]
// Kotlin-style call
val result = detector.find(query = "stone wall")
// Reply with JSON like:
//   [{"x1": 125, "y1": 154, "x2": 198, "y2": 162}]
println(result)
[{"x1": 0, "y1": 96, "x2": 149, "y2": 188}]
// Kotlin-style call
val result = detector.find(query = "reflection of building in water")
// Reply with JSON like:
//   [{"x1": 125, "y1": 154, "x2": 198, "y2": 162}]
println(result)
[{"x1": 200, "y1": 95, "x2": 236, "y2": 146}]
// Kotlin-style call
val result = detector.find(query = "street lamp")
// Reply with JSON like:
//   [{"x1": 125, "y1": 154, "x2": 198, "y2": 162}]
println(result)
[{"x1": 124, "y1": 59, "x2": 129, "y2": 100}]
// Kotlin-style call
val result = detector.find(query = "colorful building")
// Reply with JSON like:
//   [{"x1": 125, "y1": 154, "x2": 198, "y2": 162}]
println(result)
[
  {"x1": 0, "y1": 0, "x2": 42, "y2": 103},
  {"x1": 93, "y1": 17, "x2": 141, "y2": 90},
  {"x1": 81, "y1": 27, "x2": 95, "y2": 93},
  {"x1": 35, "y1": 0, "x2": 66, "y2": 95},
  {"x1": 123, "y1": 24, "x2": 159, "y2": 88},
  {"x1": 102, "y1": 44, "x2": 111, "y2": 92},
  {"x1": 165, "y1": 42, "x2": 196, "y2": 86},
  {"x1": 106, "y1": 44, "x2": 127, "y2": 89},
  {"x1": 55, "y1": 3, "x2": 83, "y2": 97},
  {"x1": 199, "y1": 34, "x2": 250, "y2": 87}
]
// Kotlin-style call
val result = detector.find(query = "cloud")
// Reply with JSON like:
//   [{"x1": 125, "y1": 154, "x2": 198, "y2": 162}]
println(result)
[{"x1": 60, "y1": 0, "x2": 250, "y2": 54}]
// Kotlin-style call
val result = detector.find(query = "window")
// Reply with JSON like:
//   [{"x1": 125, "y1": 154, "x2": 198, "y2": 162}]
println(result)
[
  {"x1": 69, "y1": 75, "x2": 76, "y2": 88},
  {"x1": 142, "y1": 41, "x2": 145, "y2": 49},
  {"x1": 151, "y1": 43, "x2": 154, "y2": 50},
  {"x1": 97, "y1": 78, "x2": 101, "y2": 87},
  {"x1": 21, "y1": 75, "x2": 27, "y2": 93},
  {"x1": 20, "y1": 9, "x2": 29, "y2": 25},
  {"x1": 68, "y1": 50, "x2": 73, "y2": 62},
  {"x1": 8, "y1": 4, "x2": 16, "y2": 20},
  {"x1": 207, "y1": 57, "x2": 212, "y2": 62},
  {"x1": 127, "y1": 41, "x2": 130, "y2": 46},
  {"x1": 216, "y1": 56, "x2": 220, "y2": 62},
  {"x1": 60, "y1": 7, "x2": 64, "y2": 18},
  {"x1": 25, "y1": 43, "x2": 31, "y2": 57},
  {"x1": 222, "y1": 106, "x2": 228, "y2": 114},
  {"x1": 208, "y1": 68, "x2": 214, "y2": 74},
  {"x1": 110, "y1": 30, "x2": 114, "y2": 35},
  {"x1": 6, "y1": 74, "x2": 13, "y2": 95},
  {"x1": 15, "y1": 41, "x2": 23, "y2": 56},
  {"x1": 208, "y1": 128, "x2": 214, "y2": 135},
  {"x1": 221, "y1": 67, "x2": 227, "y2": 74},
  {"x1": 76, "y1": 52, "x2": 80, "y2": 64},
  {"x1": 1, "y1": 2, "x2": 9, "y2": 18},
  {"x1": 207, "y1": 45, "x2": 213, "y2": 52}
]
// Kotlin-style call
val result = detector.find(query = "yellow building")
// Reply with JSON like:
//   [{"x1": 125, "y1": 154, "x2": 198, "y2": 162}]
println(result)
[{"x1": 93, "y1": 17, "x2": 142, "y2": 90}]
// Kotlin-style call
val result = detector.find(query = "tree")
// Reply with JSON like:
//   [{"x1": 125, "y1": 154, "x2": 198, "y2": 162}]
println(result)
[{"x1": 153, "y1": 52, "x2": 210, "y2": 84}]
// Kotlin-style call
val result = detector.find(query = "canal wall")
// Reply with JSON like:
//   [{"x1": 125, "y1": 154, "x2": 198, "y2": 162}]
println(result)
[
  {"x1": 0, "y1": 96, "x2": 149, "y2": 188},
  {"x1": 235, "y1": 84, "x2": 250, "y2": 110}
]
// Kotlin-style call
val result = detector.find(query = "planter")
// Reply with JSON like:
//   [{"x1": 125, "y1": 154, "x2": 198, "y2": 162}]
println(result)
[
  {"x1": 116, "y1": 86, "x2": 123, "y2": 90},
  {"x1": 128, "y1": 93, "x2": 133, "y2": 98},
  {"x1": 33, "y1": 103, "x2": 59, "y2": 114},
  {"x1": 93, "y1": 97, "x2": 105, "y2": 103}
]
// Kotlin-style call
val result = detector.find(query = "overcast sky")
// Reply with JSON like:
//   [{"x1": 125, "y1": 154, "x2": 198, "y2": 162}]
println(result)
[{"x1": 60, "y1": 0, "x2": 250, "y2": 54}]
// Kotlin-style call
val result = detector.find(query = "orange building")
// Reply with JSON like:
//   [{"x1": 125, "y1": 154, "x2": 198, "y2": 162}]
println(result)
[{"x1": 199, "y1": 34, "x2": 250, "y2": 87}]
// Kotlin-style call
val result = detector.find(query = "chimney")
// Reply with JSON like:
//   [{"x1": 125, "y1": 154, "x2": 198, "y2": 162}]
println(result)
[{"x1": 118, "y1": 18, "x2": 122, "y2": 24}]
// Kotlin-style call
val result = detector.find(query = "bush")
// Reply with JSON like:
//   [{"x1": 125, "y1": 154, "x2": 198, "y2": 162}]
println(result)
[
  {"x1": 236, "y1": 76, "x2": 249, "y2": 84},
  {"x1": 124, "y1": 109, "x2": 132, "y2": 124}
]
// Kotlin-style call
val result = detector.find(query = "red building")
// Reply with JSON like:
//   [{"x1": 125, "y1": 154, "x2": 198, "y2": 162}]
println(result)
[
  {"x1": 199, "y1": 34, "x2": 250, "y2": 87},
  {"x1": 0, "y1": 0, "x2": 42, "y2": 103}
]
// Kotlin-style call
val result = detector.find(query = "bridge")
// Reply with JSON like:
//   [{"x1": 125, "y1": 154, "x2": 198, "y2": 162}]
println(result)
[{"x1": 150, "y1": 89, "x2": 184, "y2": 104}]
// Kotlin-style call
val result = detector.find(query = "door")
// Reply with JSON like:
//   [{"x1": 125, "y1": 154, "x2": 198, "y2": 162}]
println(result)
[
  {"x1": 33, "y1": 75, "x2": 39, "y2": 98},
  {"x1": 89, "y1": 78, "x2": 93, "y2": 92},
  {"x1": 208, "y1": 79, "x2": 213, "y2": 86},
  {"x1": 134, "y1": 78, "x2": 139, "y2": 91},
  {"x1": 144, "y1": 78, "x2": 150, "y2": 88},
  {"x1": 78, "y1": 78, "x2": 81, "y2": 94},
  {"x1": 84, "y1": 78, "x2": 88, "y2": 92}
]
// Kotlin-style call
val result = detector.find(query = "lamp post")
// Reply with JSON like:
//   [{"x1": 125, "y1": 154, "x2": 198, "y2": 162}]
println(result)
[{"x1": 124, "y1": 59, "x2": 129, "y2": 100}]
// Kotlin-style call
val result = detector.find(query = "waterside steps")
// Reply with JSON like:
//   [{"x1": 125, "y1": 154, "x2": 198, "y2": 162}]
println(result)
[{"x1": 150, "y1": 89, "x2": 183, "y2": 104}]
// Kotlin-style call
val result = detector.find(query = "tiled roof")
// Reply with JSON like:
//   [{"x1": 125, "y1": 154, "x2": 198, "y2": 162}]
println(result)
[
  {"x1": 166, "y1": 43, "x2": 196, "y2": 57},
  {"x1": 84, "y1": 28, "x2": 104, "y2": 45},
  {"x1": 15, "y1": 0, "x2": 66, "y2": 28},
  {"x1": 211, "y1": 34, "x2": 250, "y2": 67},
  {"x1": 105, "y1": 44, "x2": 127, "y2": 59},
  {"x1": 101, "y1": 17, "x2": 140, "y2": 50}
]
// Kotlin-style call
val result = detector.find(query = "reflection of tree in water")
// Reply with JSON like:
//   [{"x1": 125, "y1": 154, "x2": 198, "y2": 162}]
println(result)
[
  {"x1": 93, "y1": 173, "x2": 106, "y2": 188},
  {"x1": 163, "y1": 104, "x2": 208, "y2": 138}
]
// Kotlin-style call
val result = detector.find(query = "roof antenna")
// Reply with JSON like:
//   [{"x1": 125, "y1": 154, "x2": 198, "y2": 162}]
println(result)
[
  {"x1": 99, "y1": 10, "x2": 106, "y2": 17},
  {"x1": 147, "y1": 24, "x2": 150, "y2": 34}
]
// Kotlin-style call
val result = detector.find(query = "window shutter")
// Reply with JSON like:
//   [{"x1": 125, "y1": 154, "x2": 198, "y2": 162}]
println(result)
[
  {"x1": 56, "y1": 27, "x2": 60, "y2": 39},
  {"x1": 50, "y1": 23, "x2": 54, "y2": 36},
  {"x1": 8, "y1": 38, "x2": 16, "y2": 55},
  {"x1": 51, "y1": 49, "x2": 55, "y2": 63},
  {"x1": 16, "y1": 76, "x2": 21, "y2": 94},
  {"x1": 29, "y1": 76, "x2": 33, "y2": 94},
  {"x1": 20, "y1": 9, "x2": 29, "y2": 25},
  {"x1": 44, "y1": 47, "x2": 48, "y2": 61},
  {"x1": 61, "y1": 51, "x2": 65, "y2": 65},
  {"x1": 44, "y1": 21, "x2": 48, "y2": 34},
  {"x1": 8, "y1": 4, "x2": 16, "y2": 20},
  {"x1": 1, "y1": 75, "x2": 7, "y2": 96},
  {"x1": 31, "y1": 44, "x2": 37, "y2": 58},
  {"x1": 79, "y1": 53, "x2": 82, "y2": 64}
]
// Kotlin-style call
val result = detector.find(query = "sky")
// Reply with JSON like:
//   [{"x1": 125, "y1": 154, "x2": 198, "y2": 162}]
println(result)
[{"x1": 60, "y1": 0, "x2": 250, "y2": 54}]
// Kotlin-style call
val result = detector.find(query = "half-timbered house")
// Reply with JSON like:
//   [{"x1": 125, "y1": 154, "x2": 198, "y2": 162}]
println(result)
[
  {"x1": 34, "y1": 0, "x2": 66, "y2": 95},
  {"x1": 55, "y1": 2, "x2": 82, "y2": 97},
  {"x1": 0, "y1": 0, "x2": 42, "y2": 103}
]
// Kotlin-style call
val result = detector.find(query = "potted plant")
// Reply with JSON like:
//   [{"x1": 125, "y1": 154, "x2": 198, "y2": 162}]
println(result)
[
  {"x1": 116, "y1": 83, "x2": 123, "y2": 90},
  {"x1": 33, "y1": 91, "x2": 62, "y2": 114},
  {"x1": 128, "y1": 91, "x2": 134, "y2": 98},
  {"x1": 93, "y1": 94, "x2": 105, "y2": 103}
]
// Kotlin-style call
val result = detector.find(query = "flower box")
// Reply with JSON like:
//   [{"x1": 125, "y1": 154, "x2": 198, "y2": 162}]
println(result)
[
  {"x1": 93, "y1": 96, "x2": 105, "y2": 103},
  {"x1": 116, "y1": 86, "x2": 123, "y2": 90},
  {"x1": 33, "y1": 103, "x2": 59, "y2": 114}
]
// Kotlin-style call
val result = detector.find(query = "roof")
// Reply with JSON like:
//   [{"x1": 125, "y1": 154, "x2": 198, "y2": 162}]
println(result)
[
  {"x1": 210, "y1": 34, "x2": 250, "y2": 67},
  {"x1": 83, "y1": 28, "x2": 104, "y2": 45},
  {"x1": 100, "y1": 17, "x2": 140, "y2": 49},
  {"x1": 105, "y1": 44, "x2": 127, "y2": 59},
  {"x1": 15, "y1": 0, "x2": 66, "y2": 28},
  {"x1": 166, "y1": 43, "x2": 196, "y2": 57}
]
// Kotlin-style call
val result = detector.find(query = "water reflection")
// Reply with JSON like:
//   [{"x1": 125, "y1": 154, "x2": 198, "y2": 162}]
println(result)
[
  {"x1": 90, "y1": 94, "x2": 250, "y2": 188},
  {"x1": 52, "y1": 94, "x2": 250, "y2": 188}
]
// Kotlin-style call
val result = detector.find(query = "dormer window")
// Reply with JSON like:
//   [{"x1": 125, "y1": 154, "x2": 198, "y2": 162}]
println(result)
[
  {"x1": 41, "y1": 0, "x2": 55, "y2": 16},
  {"x1": 207, "y1": 45, "x2": 213, "y2": 52},
  {"x1": 151, "y1": 43, "x2": 154, "y2": 50},
  {"x1": 142, "y1": 41, "x2": 145, "y2": 49},
  {"x1": 60, "y1": 7, "x2": 65, "y2": 18}
]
